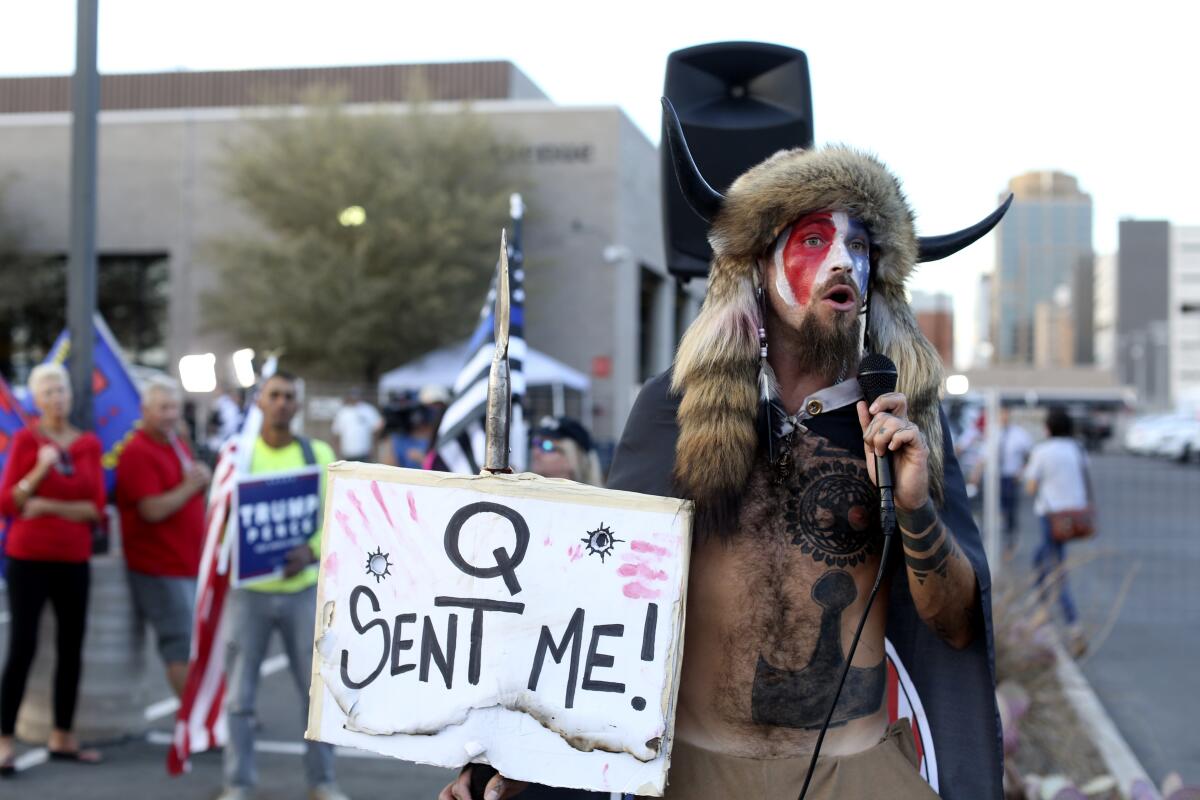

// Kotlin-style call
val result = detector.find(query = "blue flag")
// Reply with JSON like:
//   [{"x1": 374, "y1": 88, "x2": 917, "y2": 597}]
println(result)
[{"x1": 44, "y1": 315, "x2": 143, "y2": 492}]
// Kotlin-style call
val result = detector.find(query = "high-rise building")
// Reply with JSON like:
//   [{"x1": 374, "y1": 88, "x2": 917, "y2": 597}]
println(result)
[
  {"x1": 974, "y1": 273, "x2": 993, "y2": 367},
  {"x1": 1093, "y1": 254, "x2": 1117, "y2": 370},
  {"x1": 1169, "y1": 226, "x2": 1200, "y2": 408},
  {"x1": 991, "y1": 170, "x2": 1093, "y2": 365},
  {"x1": 1117, "y1": 220, "x2": 1171, "y2": 408},
  {"x1": 911, "y1": 290, "x2": 954, "y2": 367},
  {"x1": 1033, "y1": 287, "x2": 1074, "y2": 369}
]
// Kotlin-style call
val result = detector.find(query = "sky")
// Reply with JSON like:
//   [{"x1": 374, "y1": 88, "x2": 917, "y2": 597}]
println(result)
[{"x1": 2, "y1": 0, "x2": 1198, "y2": 367}]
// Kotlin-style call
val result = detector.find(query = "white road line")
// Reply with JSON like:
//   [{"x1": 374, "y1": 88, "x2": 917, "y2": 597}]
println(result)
[
  {"x1": 144, "y1": 730, "x2": 386, "y2": 759},
  {"x1": 143, "y1": 652, "x2": 290, "y2": 722}
]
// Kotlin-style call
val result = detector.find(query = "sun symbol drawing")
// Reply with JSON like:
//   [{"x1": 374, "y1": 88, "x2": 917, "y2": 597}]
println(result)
[
  {"x1": 364, "y1": 547, "x2": 393, "y2": 583},
  {"x1": 581, "y1": 523, "x2": 623, "y2": 562}
]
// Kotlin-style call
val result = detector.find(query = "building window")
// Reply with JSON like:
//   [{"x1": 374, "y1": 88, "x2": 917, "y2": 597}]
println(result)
[{"x1": 0, "y1": 252, "x2": 168, "y2": 381}]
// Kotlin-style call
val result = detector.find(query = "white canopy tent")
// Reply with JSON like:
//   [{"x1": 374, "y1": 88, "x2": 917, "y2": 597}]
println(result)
[{"x1": 378, "y1": 340, "x2": 591, "y2": 423}]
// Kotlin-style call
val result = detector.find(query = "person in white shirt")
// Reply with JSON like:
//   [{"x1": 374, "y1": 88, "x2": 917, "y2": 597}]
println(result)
[
  {"x1": 330, "y1": 390, "x2": 383, "y2": 462},
  {"x1": 1024, "y1": 406, "x2": 1089, "y2": 629},
  {"x1": 997, "y1": 407, "x2": 1034, "y2": 551}
]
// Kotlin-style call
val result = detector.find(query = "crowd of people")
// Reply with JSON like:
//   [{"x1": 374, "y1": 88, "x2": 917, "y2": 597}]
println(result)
[{"x1": 0, "y1": 364, "x2": 603, "y2": 796}]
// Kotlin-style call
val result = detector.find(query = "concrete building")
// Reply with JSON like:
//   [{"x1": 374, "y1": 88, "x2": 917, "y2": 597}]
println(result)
[
  {"x1": 973, "y1": 273, "x2": 993, "y2": 367},
  {"x1": 911, "y1": 290, "x2": 954, "y2": 366},
  {"x1": 1116, "y1": 220, "x2": 1171, "y2": 408},
  {"x1": 1093, "y1": 253, "x2": 1117, "y2": 370},
  {"x1": 1170, "y1": 225, "x2": 1200, "y2": 408},
  {"x1": 1033, "y1": 287, "x2": 1074, "y2": 369},
  {"x1": 991, "y1": 170, "x2": 1093, "y2": 366},
  {"x1": 0, "y1": 62, "x2": 701, "y2": 447}
]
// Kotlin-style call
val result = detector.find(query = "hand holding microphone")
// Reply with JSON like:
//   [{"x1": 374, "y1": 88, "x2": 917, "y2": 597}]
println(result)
[{"x1": 856, "y1": 354, "x2": 931, "y2": 527}]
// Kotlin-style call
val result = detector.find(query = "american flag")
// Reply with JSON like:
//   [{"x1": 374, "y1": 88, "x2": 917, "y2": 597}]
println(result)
[
  {"x1": 433, "y1": 194, "x2": 527, "y2": 474},
  {"x1": 167, "y1": 358, "x2": 274, "y2": 774}
]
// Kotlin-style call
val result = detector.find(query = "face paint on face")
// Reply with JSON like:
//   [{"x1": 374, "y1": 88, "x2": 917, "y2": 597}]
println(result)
[{"x1": 771, "y1": 211, "x2": 871, "y2": 308}]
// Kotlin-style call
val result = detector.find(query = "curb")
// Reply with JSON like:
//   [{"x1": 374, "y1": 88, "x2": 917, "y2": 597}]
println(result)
[{"x1": 1050, "y1": 636, "x2": 1160, "y2": 800}]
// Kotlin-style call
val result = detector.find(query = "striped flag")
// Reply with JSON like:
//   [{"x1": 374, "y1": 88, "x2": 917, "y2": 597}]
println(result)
[
  {"x1": 433, "y1": 194, "x2": 527, "y2": 474},
  {"x1": 167, "y1": 357, "x2": 274, "y2": 774}
]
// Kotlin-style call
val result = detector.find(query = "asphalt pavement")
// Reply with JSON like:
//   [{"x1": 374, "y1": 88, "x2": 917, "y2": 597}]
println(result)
[
  {"x1": 1002, "y1": 452, "x2": 1200, "y2": 787},
  {"x1": 0, "y1": 451, "x2": 1196, "y2": 797}
]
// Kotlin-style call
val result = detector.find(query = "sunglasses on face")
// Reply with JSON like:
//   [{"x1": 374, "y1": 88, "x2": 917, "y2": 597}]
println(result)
[{"x1": 533, "y1": 438, "x2": 564, "y2": 454}]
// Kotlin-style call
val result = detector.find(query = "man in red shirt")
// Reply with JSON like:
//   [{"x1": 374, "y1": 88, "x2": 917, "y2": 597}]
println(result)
[{"x1": 116, "y1": 377, "x2": 211, "y2": 696}]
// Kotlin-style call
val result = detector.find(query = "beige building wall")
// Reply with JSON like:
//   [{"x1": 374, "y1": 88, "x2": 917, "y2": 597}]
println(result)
[
  {"x1": 1170, "y1": 225, "x2": 1200, "y2": 408},
  {"x1": 0, "y1": 98, "x2": 674, "y2": 445}
]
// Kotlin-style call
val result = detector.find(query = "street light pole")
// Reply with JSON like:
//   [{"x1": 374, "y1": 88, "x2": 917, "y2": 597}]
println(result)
[{"x1": 67, "y1": 0, "x2": 100, "y2": 428}]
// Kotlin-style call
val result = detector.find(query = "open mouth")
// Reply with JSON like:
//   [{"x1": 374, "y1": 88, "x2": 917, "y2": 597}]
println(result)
[{"x1": 821, "y1": 285, "x2": 858, "y2": 310}]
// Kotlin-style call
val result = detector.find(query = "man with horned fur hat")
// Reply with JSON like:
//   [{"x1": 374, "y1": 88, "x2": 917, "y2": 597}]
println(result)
[
  {"x1": 440, "y1": 103, "x2": 1007, "y2": 800},
  {"x1": 605, "y1": 102, "x2": 1009, "y2": 799}
]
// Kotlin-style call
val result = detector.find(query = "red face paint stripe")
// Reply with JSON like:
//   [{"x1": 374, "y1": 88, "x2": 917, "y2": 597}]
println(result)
[{"x1": 781, "y1": 213, "x2": 836, "y2": 305}]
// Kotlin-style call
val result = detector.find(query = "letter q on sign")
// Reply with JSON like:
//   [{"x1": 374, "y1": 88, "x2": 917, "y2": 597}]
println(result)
[{"x1": 443, "y1": 502, "x2": 530, "y2": 596}]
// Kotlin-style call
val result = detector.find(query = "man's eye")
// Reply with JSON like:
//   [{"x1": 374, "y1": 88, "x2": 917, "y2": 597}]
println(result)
[
  {"x1": 804, "y1": 236, "x2": 823, "y2": 247},
  {"x1": 849, "y1": 240, "x2": 867, "y2": 252}
]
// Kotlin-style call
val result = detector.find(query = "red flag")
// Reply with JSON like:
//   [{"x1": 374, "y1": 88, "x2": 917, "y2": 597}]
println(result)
[{"x1": 167, "y1": 439, "x2": 239, "y2": 774}]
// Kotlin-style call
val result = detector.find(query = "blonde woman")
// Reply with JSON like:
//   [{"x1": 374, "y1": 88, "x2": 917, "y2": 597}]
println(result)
[
  {"x1": 0, "y1": 364, "x2": 106, "y2": 774},
  {"x1": 529, "y1": 416, "x2": 603, "y2": 487}
]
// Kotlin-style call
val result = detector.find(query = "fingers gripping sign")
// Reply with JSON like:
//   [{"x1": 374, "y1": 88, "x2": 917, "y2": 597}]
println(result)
[
  {"x1": 856, "y1": 392, "x2": 930, "y2": 512},
  {"x1": 439, "y1": 766, "x2": 528, "y2": 800}
]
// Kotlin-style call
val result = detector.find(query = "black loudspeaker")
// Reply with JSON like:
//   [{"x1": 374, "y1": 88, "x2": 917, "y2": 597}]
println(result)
[{"x1": 662, "y1": 42, "x2": 814, "y2": 282}]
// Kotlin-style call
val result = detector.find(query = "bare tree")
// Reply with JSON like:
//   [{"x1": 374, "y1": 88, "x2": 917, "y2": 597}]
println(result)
[{"x1": 203, "y1": 98, "x2": 529, "y2": 382}]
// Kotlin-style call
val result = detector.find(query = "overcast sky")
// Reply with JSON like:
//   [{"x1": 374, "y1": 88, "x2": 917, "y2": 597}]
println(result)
[{"x1": 2, "y1": 0, "x2": 1196, "y2": 367}]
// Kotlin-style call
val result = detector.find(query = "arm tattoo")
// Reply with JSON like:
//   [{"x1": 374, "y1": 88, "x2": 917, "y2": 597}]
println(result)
[{"x1": 898, "y1": 500, "x2": 961, "y2": 585}]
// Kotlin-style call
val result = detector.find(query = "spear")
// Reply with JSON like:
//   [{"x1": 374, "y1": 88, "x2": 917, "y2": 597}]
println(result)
[{"x1": 483, "y1": 229, "x2": 512, "y2": 475}]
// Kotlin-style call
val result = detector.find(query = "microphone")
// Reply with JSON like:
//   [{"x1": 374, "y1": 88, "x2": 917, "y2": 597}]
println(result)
[{"x1": 857, "y1": 353, "x2": 898, "y2": 537}]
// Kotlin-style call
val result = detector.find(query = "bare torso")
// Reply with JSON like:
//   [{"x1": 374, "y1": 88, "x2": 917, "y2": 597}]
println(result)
[{"x1": 675, "y1": 429, "x2": 891, "y2": 758}]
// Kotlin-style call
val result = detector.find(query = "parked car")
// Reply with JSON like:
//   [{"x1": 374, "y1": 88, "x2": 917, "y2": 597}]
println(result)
[
  {"x1": 1124, "y1": 414, "x2": 1185, "y2": 455},
  {"x1": 1154, "y1": 418, "x2": 1200, "y2": 462}
]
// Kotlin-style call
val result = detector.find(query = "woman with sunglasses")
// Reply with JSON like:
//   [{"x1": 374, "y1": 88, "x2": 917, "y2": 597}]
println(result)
[
  {"x1": 0, "y1": 363, "x2": 106, "y2": 775},
  {"x1": 529, "y1": 416, "x2": 602, "y2": 487}
]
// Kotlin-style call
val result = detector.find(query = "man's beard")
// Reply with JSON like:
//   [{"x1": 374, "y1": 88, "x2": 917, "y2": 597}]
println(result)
[{"x1": 776, "y1": 281, "x2": 862, "y2": 382}]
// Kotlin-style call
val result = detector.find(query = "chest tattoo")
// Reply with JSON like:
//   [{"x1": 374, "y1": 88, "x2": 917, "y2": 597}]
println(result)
[
  {"x1": 751, "y1": 570, "x2": 885, "y2": 729},
  {"x1": 782, "y1": 437, "x2": 881, "y2": 568}
]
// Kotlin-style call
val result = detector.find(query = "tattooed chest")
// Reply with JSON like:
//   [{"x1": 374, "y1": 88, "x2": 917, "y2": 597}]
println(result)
[{"x1": 722, "y1": 435, "x2": 887, "y2": 731}]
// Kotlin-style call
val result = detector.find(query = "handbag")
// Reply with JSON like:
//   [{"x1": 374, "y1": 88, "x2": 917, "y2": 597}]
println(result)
[{"x1": 1047, "y1": 508, "x2": 1094, "y2": 542}]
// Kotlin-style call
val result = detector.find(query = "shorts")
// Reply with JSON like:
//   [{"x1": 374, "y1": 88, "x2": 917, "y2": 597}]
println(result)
[
  {"x1": 127, "y1": 569, "x2": 196, "y2": 664},
  {"x1": 663, "y1": 719, "x2": 937, "y2": 800}
]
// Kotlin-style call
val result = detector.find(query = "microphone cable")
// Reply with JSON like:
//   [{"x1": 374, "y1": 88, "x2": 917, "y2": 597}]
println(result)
[{"x1": 795, "y1": 525, "x2": 894, "y2": 800}]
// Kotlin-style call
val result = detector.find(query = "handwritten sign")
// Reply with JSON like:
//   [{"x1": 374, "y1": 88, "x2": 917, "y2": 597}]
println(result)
[
  {"x1": 306, "y1": 464, "x2": 692, "y2": 796},
  {"x1": 233, "y1": 466, "x2": 322, "y2": 586}
]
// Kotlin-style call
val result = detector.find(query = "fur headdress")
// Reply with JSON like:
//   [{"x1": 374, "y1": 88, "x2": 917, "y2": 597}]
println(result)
[{"x1": 662, "y1": 99, "x2": 1009, "y2": 537}]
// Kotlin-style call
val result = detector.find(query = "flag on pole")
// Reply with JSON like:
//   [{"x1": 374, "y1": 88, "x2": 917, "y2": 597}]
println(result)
[
  {"x1": 44, "y1": 314, "x2": 143, "y2": 492},
  {"x1": 167, "y1": 356, "x2": 275, "y2": 775},
  {"x1": 0, "y1": 374, "x2": 32, "y2": 579},
  {"x1": 433, "y1": 194, "x2": 528, "y2": 473}
]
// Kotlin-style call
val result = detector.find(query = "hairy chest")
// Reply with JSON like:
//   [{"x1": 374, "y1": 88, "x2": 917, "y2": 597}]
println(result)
[{"x1": 689, "y1": 431, "x2": 888, "y2": 732}]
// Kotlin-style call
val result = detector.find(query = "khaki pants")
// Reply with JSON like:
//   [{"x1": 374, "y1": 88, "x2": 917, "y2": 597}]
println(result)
[{"x1": 663, "y1": 719, "x2": 938, "y2": 800}]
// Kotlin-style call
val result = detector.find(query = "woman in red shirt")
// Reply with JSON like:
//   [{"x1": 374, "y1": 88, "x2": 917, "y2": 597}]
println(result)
[{"x1": 0, "y1": 364, "x2": 105, "y2": 775}]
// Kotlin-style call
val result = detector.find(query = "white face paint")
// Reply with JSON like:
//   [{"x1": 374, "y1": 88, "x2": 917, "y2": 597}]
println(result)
[{"x1": 770, "y1": 211, "x2": 871, "y2": 309}]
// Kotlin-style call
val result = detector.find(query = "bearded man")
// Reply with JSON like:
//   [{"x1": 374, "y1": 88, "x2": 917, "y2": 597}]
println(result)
[
  {"x1": 609, "y1": 103, "x2": 1008, "y2": 800},
  {"x1": 439, "y1": 103, "x2": 1007, "y2": 800}
]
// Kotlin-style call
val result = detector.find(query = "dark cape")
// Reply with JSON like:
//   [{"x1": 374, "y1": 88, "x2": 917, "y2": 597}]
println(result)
[{"x1": 604, "y1": 371, "x2": 1003, "y2": 800}]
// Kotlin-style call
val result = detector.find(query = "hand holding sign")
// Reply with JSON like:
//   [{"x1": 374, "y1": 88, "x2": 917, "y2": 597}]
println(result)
[{"x1": 306, "y1": 464, "x2": 692, "y2": 796}]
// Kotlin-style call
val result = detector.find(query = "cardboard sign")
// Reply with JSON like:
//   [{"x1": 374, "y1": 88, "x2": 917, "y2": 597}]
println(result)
[
  {"x1": 306, "y1": 464, "x2": 692, "y2": 796},
  {"x1": 233, "y1": 466, "x2": 322, "y2": 586}
]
